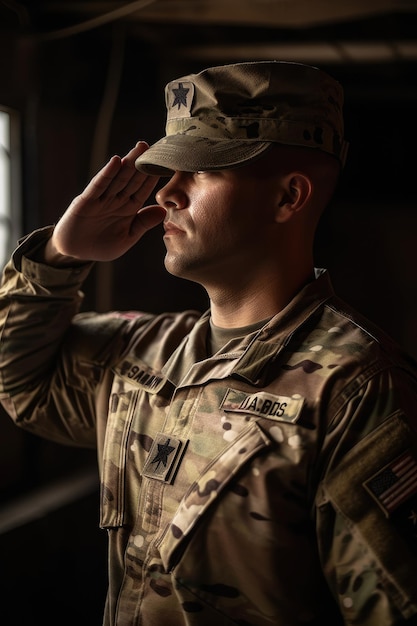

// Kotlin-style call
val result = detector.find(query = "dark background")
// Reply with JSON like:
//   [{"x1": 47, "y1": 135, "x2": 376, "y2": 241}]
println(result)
[{"x1": 0, "y1": 1, "x2": 416, "y2": 624}]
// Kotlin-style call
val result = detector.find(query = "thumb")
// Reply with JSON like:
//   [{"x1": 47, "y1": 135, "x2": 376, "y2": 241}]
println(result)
[{"x1": 135, "y1": 205, "x2": 166, "y2": 231}]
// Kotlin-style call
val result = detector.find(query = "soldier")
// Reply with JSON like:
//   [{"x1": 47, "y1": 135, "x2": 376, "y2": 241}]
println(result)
[{"x1": 1, "y1": 61, "x2": 417, "y2": 625}]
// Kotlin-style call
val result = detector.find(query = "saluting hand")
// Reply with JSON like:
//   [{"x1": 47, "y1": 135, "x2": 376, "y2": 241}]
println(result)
[{"x1": 44, "y1": 141, "x2": 165, "y2": 264}]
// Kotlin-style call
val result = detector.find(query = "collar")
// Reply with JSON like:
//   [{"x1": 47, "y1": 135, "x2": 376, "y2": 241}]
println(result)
[{"x1": 162, "y1": 269, "x2": 335, "y2": 387}]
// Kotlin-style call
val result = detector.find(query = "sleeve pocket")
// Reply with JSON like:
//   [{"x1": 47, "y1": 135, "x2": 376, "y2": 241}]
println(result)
[{"x1": 323, "y1": 412, "x2": 417, "y2": 616}]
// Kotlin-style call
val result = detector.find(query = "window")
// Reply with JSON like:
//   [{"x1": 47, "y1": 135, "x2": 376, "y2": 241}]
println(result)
[{"x1": 0, "y1": 107, "x2": 21, "y2": 269}]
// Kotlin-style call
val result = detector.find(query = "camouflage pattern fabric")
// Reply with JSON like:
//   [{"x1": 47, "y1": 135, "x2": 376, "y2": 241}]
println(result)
[
  {"x1": 135, "y1": 61, "x2": 349, "y2": 176},
  {"x1": 1, "y1": 228, "x2": 417, "y2": 625}
]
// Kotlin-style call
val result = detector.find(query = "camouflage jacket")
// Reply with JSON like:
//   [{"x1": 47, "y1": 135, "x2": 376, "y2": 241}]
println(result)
[{"x1": 1, "y1": 227, "x2": 417, "y2": 626}]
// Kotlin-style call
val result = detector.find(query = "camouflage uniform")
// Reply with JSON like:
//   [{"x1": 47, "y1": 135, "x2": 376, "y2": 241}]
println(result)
[{"x1": 1, "y1": 227, "x2": 417, "y2": 626}]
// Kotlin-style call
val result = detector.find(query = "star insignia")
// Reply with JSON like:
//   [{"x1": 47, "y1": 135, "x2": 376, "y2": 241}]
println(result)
[
  {"x1": 150, "y1": 438, "x2": 175, "y2": 471},
  {"x1": 171, "y1": 82, "x2": 190, "y2": 110},
  {"x1": 142, "y1": 432, "x2": 189, "y2": 483}
]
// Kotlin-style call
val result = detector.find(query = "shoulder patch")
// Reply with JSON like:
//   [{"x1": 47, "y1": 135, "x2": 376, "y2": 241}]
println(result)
[
  {"x1": 325, "y1": 413, "x2": 417, "y2": 575},
  {"x1": 364, "y1": 450, "x2": 417, "y2": 517}
]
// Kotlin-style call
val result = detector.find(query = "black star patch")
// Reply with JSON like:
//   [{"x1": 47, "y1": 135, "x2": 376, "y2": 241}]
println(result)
[
  {"x1": 171, "y1": 82, "x2": 189, "y2": 110},
  {"x1": 142, "y1": 432, "x2": 189, "y2": 483},
  {"x1": 151, "y1": 439, "x2": 175, "y2": 471}
]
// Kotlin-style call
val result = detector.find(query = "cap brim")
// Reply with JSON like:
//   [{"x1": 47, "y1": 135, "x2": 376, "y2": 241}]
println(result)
[{"x1": 135, "y1": 135, "x2": 272, "y2": 176}]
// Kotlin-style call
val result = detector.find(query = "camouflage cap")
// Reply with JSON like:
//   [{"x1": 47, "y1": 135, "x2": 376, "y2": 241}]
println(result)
[{"x1": 135, "y1": 60, "x2": 348, "y2": 176}]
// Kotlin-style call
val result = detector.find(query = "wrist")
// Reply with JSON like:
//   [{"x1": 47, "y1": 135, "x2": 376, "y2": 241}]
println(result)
[{"x1": 35, "y1": 237, "x2": 88, "y2": 267}]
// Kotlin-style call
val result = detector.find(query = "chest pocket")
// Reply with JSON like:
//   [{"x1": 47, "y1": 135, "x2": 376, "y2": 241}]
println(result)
[
  {"x1": 157, "y1": 421, "x2": 273, "y2": 572},
  {"x1": 100, "y1": 360, "x2": 169, "y2": 529}
]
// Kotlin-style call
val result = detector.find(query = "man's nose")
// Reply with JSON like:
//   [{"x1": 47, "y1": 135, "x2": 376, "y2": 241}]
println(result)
[{"x1": 156, "y1": 172, "x2": 188, "y2": 210}]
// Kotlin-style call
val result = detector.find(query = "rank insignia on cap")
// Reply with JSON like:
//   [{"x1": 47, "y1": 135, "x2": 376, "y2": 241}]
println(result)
[
  {"x1": 142, "y1": 432, "x2": 189, "y2": 484},
  {"x1": 363, "y1": 450, "x2": 417, "y2": 517},
  {"x1": 167, "y1": 81, "x2": 194, "y2": 117}
]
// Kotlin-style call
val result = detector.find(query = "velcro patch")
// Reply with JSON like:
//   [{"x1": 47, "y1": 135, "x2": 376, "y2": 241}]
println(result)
[
  {"x1": 142, "y1": 433, "x2": 189, "y2": 484},
  {"x1": 364, "y1": 450, "x2": 417, "y2": 517},
  {"x1": 167, "y1": 81, "x2": 194, "y2": 117},
  {"x1": 220, "y1": 388, "x2": 304, "y2": 423},
  {"x1": 115, "y1": 360, "x2": 165, "y2": 392}
]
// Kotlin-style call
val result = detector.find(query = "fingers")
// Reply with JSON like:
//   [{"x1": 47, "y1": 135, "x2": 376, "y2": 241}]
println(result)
[
  {"x1": 76, "y1": 142, "x2": 158, "y2": 211},
  {"x1": 122, "y1": 141, "x2": 149, "y2": 167},
  {"x1": 81, "y1": 155, "x2": 123, "y2": 202},
  {"x1": 101, "y1": 142, "x2": 158, "y2": 204}
]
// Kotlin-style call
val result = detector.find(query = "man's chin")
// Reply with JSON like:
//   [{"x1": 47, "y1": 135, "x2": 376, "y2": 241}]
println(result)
[{"x1": 164, "y1": 258, "x2": 204, "y2": 286}]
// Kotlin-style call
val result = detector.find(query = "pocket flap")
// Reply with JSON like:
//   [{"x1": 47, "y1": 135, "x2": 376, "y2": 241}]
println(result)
[{"x1": 158, "y1": 422, "x2": 272, "y2": 571}]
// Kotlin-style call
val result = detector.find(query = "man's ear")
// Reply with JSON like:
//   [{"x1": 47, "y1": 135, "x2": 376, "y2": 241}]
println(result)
[{"x1": 275, "y1": 173, "x2": 312, "y2": 223}]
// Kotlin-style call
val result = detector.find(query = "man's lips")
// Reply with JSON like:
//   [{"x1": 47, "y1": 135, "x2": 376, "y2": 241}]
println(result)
[{"x1": 163, "y1": 221, "x2": 185, "y2": 235}]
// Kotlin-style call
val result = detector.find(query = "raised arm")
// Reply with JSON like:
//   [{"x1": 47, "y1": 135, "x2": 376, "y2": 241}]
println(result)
[{"x1": 0, "y1": 141, "x2": 166, "y2": 444}]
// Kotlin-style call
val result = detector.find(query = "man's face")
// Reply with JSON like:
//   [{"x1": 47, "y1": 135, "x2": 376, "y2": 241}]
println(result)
[{"x1": 155, "y1": 160, "x2": 283, "y2": 289}]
